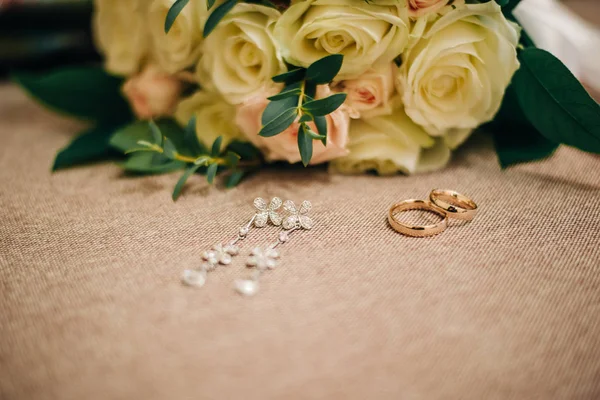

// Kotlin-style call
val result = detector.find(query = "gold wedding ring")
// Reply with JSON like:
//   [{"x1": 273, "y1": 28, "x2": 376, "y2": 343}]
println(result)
[
  {"x1": 429, "y1": 189, "x2": 478, "y2": 221},
  {"x1": 388, "y1": 199, "x2": 448, "y2": 237}
]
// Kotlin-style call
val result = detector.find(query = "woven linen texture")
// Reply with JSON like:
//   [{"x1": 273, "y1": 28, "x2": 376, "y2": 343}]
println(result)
[{"x1": 1, "y1": 82, "x2": 599, "y2": 399}]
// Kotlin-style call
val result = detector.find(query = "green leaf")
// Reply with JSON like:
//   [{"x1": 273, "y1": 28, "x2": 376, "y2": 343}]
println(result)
[
  {"x1": 225, "y1": 151, "x2": 240, "y2": 168},
  {"x1": 110, "y1": 119, "x2": 190, "y2": 155},
  {"x1": 306, "y1": 54, "x2": 343, "y2": 84},
  {"x1": 184, "y1": 116, "x2": 207, "y2": 155},
  {"x1": 272, "y1": 68, "x2": 305, "y2": 84},
  {"x1": 268, "y1": 82, "x2": 302, "y2": 101},
  {"x1": 172, "y1": 164, "x2": 202, "y2": 201},
  {"x1": 305, "y1": 126, "x2": 326, "y2": 141},
  {"x1": 259, "y1": 108, "x2": 297, "y2": 137},
  {"x1": 165, "y1": 0, "x2": 189, "y2": 33},
  {"x1": 163, "y1": 137, "x2": 178, "y2": 160},
  {"x1": 203, "y1": 0, "x2": 237, "y2": 38},
  {"x1": 297, "y1": 124, "x2": 313, "y2": 166},
  {"x1": 13, "y1": 67, "x2": 132, "y2": 124},
  {"x1": 261, "y1": 95, "x2": 298, "y2": 125},
  {"x1": 121, "y1": 153, "x2": 186, "y2": 175},
  {"x1": 226, "y1": 170, "x2": 245, "y2": 188},
  {"x1": 149, "y1": 120, "x2": 163, "y2": 145},
  {"x1": 495, "y1": 0, "x2": 509, "y2": 6},
  {"x1": 206, "y1": 163, "x2": 219, "y2": 184},
  {"x1": 513, "y1": 48, "x2": 600, "y2": 153},
  {"x1": 53, "y1": 124, "x2": 123, "y2": 171},
  {"x1": 299, "y1": 114, "x2": 313, "y2": 123},
  {"x1": 207, "y1": 0, "x2": 216, "y2": 9},
  {"x1": 488, "y1": 85, "x2": 559, "y2": 167},
  {"x1": 211, "y1": 136, "x2": 223, "y2": 157},
  {"x1": 314, "y1": 115, "x2": 327, "y2": 138},
  {"x1": 303, "y1": 93, "x2": 347, "y2": 116}
]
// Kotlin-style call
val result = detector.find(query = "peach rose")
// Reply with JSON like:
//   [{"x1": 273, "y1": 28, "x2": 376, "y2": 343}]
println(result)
[
  {"x1": 332, "y1": 63, "x2": 396, "y2": 119},
  {"x1": 408, "y1": 0, "x2": 459, "y2": 18},
  {"x1": 122, "y1": 65, "x2": 183, "y2": 120},
  {"x1": 235, "y1": 88, "x2": 350, "y2": 164}
]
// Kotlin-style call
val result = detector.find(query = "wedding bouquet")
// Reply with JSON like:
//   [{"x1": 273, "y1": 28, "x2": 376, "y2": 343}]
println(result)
[{"x1": 14, "y1": 0, "x2": 600, "y2": 200}]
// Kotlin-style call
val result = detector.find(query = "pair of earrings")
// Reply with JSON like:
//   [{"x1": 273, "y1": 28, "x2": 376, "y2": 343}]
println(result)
[{"x1": 181, "y1": 197, "x2": 314, "y2": 296}]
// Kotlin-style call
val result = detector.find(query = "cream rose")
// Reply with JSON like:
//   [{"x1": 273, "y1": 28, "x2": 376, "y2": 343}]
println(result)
[
  {"x1": 330, "y1": 105, "x2": 455, "y2": 175},
  {"x1": 198, "y1": 3, "x2": 285, "y2": 104},
  {"x1": 122, "y1": 65, "x2": 183, "y2": 120},
  {"x1": 235, "y1": 88, "x2": 350, "y2": 164},
  {"x1": 148, "y1": 0, "x2": 205, "y2": 74},
  {"x1": 397, "y1": 2, "x2": 520, "y2": 136},
  {"x1": 93, "y1": 0, "x2": 149, "y2": 76},
  {"x1": 175, "y1": 90, "x2": 244, "y2": 148},
  {"x1": 332, "y1": 63, "x2": 396, "y2": 119},
  {"x1": 274, "y1": 0, "x2": 410, "y2": 78},
  {"x1": 408, "y1": 0, "x2": 461, "y2": 18}
]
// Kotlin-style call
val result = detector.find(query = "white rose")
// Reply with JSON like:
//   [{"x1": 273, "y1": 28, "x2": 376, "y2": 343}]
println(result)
[
  {"x1": 175, "y1": 90, "x2": 244, "y2": 148},
  {"x1": 330, "y1": 104, "x2": 457, "y2": 175},
  {"x1": 198, "y1": 3, "x2": 285, "y2": 104},
  {"x1": 397, "y1": 2, "x2": 520, "y2": 136},
  {"x1": 93, "y1": 0, "x2": 149, "y2": 76},
  {"x1": 148, "y1": 0, "x2": 205, "y2": 74},
  {"x1": 332, "y1": 63, "x2": 397, "y2": 119},
  {"x1": 274, "y1": 0, "x2": 410, "y2": 78},
  {"x1": 122, "y1": 65, "x2": 183, "y2": 120}
]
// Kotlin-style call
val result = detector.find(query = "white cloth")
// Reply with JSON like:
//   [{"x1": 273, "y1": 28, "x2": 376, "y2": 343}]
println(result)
[{"x1": 514, "y1": 0, "x2": 600, "y2": 94}]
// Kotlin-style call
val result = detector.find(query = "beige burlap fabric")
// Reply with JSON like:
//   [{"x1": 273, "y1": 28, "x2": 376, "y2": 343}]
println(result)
[{"x1": 1, "y1": 79, "x2": 600, "y2": 400}]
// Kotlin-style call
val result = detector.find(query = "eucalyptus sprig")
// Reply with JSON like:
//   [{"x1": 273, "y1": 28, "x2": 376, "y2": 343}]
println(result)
[
  {"x1": 260, "y1": 54, "x2": 347, "y2": 165},
  {"x1": 124, "y1": 119, "x2": 249, "y2": 200}
]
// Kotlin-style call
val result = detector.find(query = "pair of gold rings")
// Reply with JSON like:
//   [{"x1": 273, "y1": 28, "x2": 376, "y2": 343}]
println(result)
[{"x1": 388, "y1": 189, "x2": 478, "y2": 237}]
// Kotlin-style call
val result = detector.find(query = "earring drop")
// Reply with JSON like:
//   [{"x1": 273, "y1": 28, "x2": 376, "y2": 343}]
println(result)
[
  {"x1": 181, "y1": 197, "x2": 283, "y2": 288},
  {"x1": 234, "y1": 200, "x2": 314, "y2": 296}
]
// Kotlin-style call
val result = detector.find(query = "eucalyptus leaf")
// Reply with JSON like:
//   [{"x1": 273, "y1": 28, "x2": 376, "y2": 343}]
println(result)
[
  {"x1": 297, "y1": 124, "x2": 313, "y2": 166},
  {"x1": 268, "y1": 83, "x2": 302, "y2": 101},
  {"x1": 13, "y1": 67, "x2": 132, "y2": 124},
  {"x1": 299, "y1": 114, "x2": 313, "y2": 123},
  {"x1": 184, "y1": 116, "x2": 207, "y2": 155},
  {"x1": 206, "y1": 163, "x2": 219, "y2": 184},
  {"x1": 261, "y1": 95, "x2": 298, "y2": 125},
  {"x1": 164, "y1": 0, "x2": 189, "y2": 33},
  {"x1": 211, "y1": 136, "x2": 223, "y2": 157},
  {"x1": 149, "y1": 120, "x2": 163, "y2": 145},
  {"x1": 172, "y1": 164, "x2": 202, "y2": 201},
  {"x1": 110, "y1": 119, "x2": 190, "y2": 154},
  {"x1": 306, "y1": 54, "x2": 344, "y2": 84},
  {"x1": 53, "y1": 124, "x2": 123, "y2": 171},
  {"x1": 314, "y1": 115, "x2": 328, "y2": 139},
  {"x1": 259, "y1": 108, "x2": 297, "y2": 137},
  {"x1": 303, "y1": 93, "x2": 347, "y2": 116},
  {"x1": 121, "y1": 153, "x2": 186, "y2": 175},
  {"x1": 226, "y1": 170, "x2": 245, "y2": 188},
  {"x1": 163, "y1": 137, "x2": 178, "y2": 160},
  {"x1": 272, "y1": 68, "x2": 305, "y2": 84},
  {"x1": 513, "y1": 48, "x2": 600, "y2": 153},
  {"x1": 225, "y1": 151, "x2": 240, "y2": 168},
  {"x1": 203, "y1": 0, "x2": 237, "y2": 38},
  {"x1": 207, "y1": 0, "x2": 216, "y2": 9}
]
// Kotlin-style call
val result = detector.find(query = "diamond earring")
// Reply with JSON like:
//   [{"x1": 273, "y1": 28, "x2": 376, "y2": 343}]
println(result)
[
  {"x1": 181, "y1": 197, "x2": 283, "y2": 288},
  {"x1": 234, "y1": 200, "x2": 314, "y2": 296}
]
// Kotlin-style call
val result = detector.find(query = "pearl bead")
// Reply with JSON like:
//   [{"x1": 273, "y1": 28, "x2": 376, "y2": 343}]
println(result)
[
  {"x1": 239, "y1": 227, "x2": 249, "y2": 237},
  {"x1": 279, "y1": 232, "x2": 289, "y2": 243},
  {"x1": 234, "y1": 279, "x2": 259, "y2": 296},
  {"x1": 181, "y1": 269, "x2": 206, "y2": 288}
]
